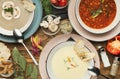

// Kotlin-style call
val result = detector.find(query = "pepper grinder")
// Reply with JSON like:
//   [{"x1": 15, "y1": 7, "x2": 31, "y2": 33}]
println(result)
[{"x1": 110, "y1": 57, "x2": 119, "y2": 76}]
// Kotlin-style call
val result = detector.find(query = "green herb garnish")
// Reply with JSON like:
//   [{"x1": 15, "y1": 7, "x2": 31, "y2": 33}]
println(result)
[
  {"x1": 12, "y1": 47, "x2": 38, "y2": 79},
  {"x1": 4, "y1": 7, "x2": 14, "y2": 15},
  {"x1": 41, "y1": 0, "x2": 52, "y2": 15},
  {"x1": 91, "y1": 9, "x2": 102, "y2": 18}
]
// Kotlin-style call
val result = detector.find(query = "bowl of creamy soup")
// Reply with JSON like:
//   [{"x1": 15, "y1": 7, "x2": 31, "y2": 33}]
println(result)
[{"x1": 46, "y1": 41, "x2": 94, "y2": 79}]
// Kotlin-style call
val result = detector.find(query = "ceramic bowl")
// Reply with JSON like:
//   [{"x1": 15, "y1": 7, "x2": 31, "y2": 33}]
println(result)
[{"x1": 75, "y1": 0, "x2": 120, "y2": 34}]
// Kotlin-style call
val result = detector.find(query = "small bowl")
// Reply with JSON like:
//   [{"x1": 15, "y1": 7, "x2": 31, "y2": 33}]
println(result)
[
  {"x1": 50, "y1": 0, "x2": 69, "y2": 9},
  {"x1": 0, "y1": 60, "x2": 14, "y2": 77},
  {"x1": 75, "y1": 0, "x2": 120, "y2": 34},
  {"x1": 40, "y1": 14, "x2": 61, "y2": 36}
]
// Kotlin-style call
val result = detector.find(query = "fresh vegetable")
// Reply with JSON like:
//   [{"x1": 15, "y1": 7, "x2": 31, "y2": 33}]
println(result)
[
  {"x1": 50, "y1": 0, "x2": 58, "y2": 6},
  {"x1": 31, "y1": 35, "x2": 43, "y2": 56},
  {"x1": 50, "y1": 0, "x2": 67, "y2": 7},
  {"x1": 107, "y1": 36, "x2": 120, "y2": 55},
  {"x1": 59, "y1": 0, "x2": 67, "y2": 7},
  {"x1": 41, "y1": 0, "x2": 52, "y2": 15}
]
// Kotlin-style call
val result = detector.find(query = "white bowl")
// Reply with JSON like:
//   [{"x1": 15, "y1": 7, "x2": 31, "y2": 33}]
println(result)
[{"x1": 75, "y1": 0, "x2": 120, "y2": 34}]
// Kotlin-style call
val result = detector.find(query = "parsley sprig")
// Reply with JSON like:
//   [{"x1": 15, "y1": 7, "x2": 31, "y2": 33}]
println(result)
[{"x1": 4, "y1": 7, "x2": 14, "y2": 15}]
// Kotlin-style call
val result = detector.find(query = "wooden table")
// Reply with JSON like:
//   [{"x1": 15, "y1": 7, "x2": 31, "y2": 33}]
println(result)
[{"x1": 1, "y1": 27, "x2": 119, "y2": 79}]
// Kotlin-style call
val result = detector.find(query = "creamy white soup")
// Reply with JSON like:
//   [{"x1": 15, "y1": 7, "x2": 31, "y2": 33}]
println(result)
[{"x1": 51, "y1": 45, "x2": 89, "y2": 79}]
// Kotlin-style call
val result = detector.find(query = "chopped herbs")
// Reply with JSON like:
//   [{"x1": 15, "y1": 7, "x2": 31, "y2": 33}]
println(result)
[
  {"x1": 4, "y1": 7, "x2": 14, "y2": 15},
  {"x1": 91, "y1": 9, "x2": 102, "y2": 18},
  {"x1": 41, "y1": 0, "x2": 52, "y2": 15}
]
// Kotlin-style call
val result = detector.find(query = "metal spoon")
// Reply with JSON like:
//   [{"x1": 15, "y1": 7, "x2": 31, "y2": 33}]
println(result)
[
  {"x1": 88, "y1": 66, "x2": 109, "y2": 79},
  {"x1": 13, "y1": 29, "x2": 38, "y2": 66}
]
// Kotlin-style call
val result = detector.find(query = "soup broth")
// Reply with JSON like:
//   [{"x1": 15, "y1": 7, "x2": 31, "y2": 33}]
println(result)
[{"x1": 79, "y1": 0, "x2": 116, "y2": 29}]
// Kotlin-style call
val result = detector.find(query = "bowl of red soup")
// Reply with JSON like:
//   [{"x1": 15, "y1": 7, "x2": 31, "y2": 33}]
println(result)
[{"x1": 75, "y1": 0, "x2": 120, "y2": 34}]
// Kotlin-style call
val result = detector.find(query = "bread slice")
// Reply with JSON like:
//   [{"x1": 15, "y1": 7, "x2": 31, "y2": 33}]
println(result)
[
  {"x1": 74, "y1": 40, "x2": 95, "y2": 62},
  {"x1": 22, "y1": 1, "x2": 36, "y2": 12}
]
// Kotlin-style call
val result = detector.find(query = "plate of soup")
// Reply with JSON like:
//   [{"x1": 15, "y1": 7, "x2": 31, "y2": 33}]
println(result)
[
  {"x1": 0, "y1": 0, "x2": 34, "y2": 36},
  {"x1": 46, "y1": 41, "x2": 94, "y2": 79},
  {"x1": 75, "y1": 0, "x2": 120, "y2": 34}
]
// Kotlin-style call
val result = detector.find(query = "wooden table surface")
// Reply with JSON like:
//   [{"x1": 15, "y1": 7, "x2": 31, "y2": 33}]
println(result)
[{"x1": 1, "y1": 28, "x2": 119, "y2": 79}]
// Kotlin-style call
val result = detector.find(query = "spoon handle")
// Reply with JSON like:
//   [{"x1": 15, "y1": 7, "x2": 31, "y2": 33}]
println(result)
[
  {"x1": 21, "y1": 42, "x2": 39, "y2": 66},
  {"x1": 100, "y1": 74, "x2": 109, "y2": 79}
]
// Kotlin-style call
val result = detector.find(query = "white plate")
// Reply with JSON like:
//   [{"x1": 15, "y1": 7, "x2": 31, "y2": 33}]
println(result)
[
  {"x1": 47, "y1": 41, "x2": 94, "y2": 79},
  {"x1": 0, "y1": 0, "x2": 34, "y2": 36},
  {"x1": 68, "y1": 0, "x2": 120, "y2": 42},
  {"x1": 39, "y1": 34, "x2": 100, "y2": 79}
]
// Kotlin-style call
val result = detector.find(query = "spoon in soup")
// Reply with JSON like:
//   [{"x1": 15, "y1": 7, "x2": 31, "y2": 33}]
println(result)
[
  {"x1": 13, "y1": 29, "x2": 38, "y2": 66},
  {"x1": 88, "y1": 66, "x2": 109, "y2": 79}
]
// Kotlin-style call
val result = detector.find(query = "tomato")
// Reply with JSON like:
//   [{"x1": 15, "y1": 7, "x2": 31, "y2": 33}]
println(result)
[
  {"x1": 59, "y1": 0, "x2": 67, "y2": 7},
  {"x1": 50, "y1": 0, "x2": 59, "y2": 6},
  {"x1": 107, "y1": 36, "x2": 120, "y2": 55},
  {"x1": 51, "y1": 0, "x2": 68, "y2": 7},
  {"x1": 50, "y1": 0, "x2": 57, "y2": 3}
]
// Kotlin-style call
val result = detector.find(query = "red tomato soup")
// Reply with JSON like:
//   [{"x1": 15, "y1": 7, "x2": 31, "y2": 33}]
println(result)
[{"x1": 79, "y1": 0, "x2": 116, "y2": 29}]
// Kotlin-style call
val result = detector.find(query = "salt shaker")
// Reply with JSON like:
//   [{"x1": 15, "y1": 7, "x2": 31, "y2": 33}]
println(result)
[
  {"x1": 110, "y1": 57, "x2": 119, "y2": 76},
  {"x1": 97, "y1": 46, "x2": 111, "y2": 67}
]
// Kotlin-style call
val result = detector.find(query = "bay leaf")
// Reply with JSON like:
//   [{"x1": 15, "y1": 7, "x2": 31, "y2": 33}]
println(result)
[
  {"x1": 14, "y1": 76, "x2": 24, "y2": 79},
  {"x1": 12, "y1": 47, "x2": 26, "y2": 71},
  {"x1": 26, "y1": 64, "x2": 33, "y2": 77},
  {"x1": 12, "y1": 47, "x2": 21, "y2": 64},
  {"x1": 18, "y1": 55, "x2": 26, "y2": 71},
  {"x1": 30, "y1": 65, "x2": 38, "y2": 79}
]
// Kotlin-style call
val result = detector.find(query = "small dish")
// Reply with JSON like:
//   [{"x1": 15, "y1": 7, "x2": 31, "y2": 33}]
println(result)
[
  {"x1": 40, "y1": 14, "x2": 61, "y2": 36},
  {"x1": 0, "y1": 60, "x2": 14, "y2": 77},
  {"x1": 50, "y1": 0, "x2": 69, "y2": 9}
]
